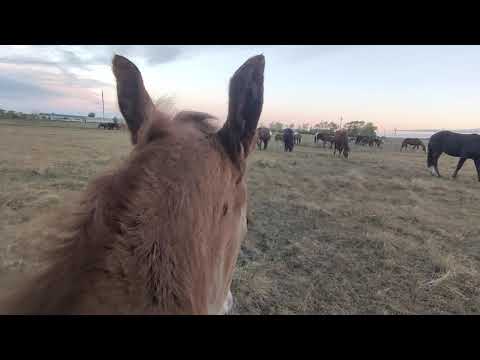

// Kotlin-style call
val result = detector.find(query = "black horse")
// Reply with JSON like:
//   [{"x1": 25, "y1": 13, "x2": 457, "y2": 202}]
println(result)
[
  {"x1": 98, "y1": 122, "x2": 120, "y2": 130},
  {"x1": 283, "y1": 128, "x2": 295, "y2": 152},
  {"x1": 427, "y1": 130, "x2": 480, "y2": 181},
  {"x1": 314, "y1": 133, "x2": 334, "y2": 148}
]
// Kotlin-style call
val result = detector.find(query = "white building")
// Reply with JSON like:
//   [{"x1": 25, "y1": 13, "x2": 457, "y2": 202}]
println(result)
[{"x1": 39, "y1": 113, "x2": 123, "y2": 124}]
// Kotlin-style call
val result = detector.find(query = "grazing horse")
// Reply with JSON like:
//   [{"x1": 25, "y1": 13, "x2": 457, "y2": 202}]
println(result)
[
  {"x1": 98, "y1": 122, "x2": 120, "y2": 130},
  {"x1": 355, "y1": 135, "x2": 372, "y2": 146},
  {"x1": 314, "y1": 133, "x2": 334, "y2": 148},
  {"x1": 283, "y1": 128, "x2": 295, "y2": 152},
  {"x1": 256, "y1": 127, "x2": 271, "y2": 150},
  {"x1": 427, "y1": 131, "x2": 480, "y2": 181},
  {"x1": 333, "y1": 130, "x2": 350, "y2": 158},
  {"x1": 0, "y1": 54, "x2": 265, "y2": 315},
  {"x1": 294, "y1": 132, "x2": 302, "y2": 145},
  {"x1": 401, "y1": 138, "x2": 425, "y2": 152},
  {"x1": 368, "y1": 137, "x2": 383, "y2": 148}
]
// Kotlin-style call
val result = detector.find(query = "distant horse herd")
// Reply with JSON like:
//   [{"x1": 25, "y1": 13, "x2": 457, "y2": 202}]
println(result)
[
  {"x1": 256, "y1": 127, "x2": 480, "y2": 181},
  {"x1": 258, "y1": 127, "x2": 383, "y2": 159}
]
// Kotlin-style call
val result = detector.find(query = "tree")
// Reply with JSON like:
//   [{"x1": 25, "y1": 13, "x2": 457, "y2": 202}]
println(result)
[
  {"x1": 344, "y1": 121, "x2": 366, "y2": 137},
  {"x1": 269, "y1": 122, "x2": 284, "y2": 131},
  {"x1": 327, "y1": 122, "x2": 338, "y2": 130},
  {"x1": 88, "y1": 112, "x2": 95, "y2": 118},
  {"x1": 301, "y1": 123, "x2": 310, "y2": 131},
  {"x1": 112, "y1": 116, "x2": 118, "y2": 124},
  {"x1": 359, "y1": 122, "x2": 378, "y2": 137}
]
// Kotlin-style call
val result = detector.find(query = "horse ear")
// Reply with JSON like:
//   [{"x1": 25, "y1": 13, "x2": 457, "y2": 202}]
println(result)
[
  {"x1": 112, "y1": 55, "x2": 155, "y2": 145},
  {"x1": 217, "y1": 55, "x2": 265, "y2": 163}
]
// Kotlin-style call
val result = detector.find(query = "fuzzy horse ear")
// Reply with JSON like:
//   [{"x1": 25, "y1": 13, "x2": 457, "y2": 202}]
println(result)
[
  {"x1": 217, "y1": 55, "x2": 265, "y2": 164},
  {"x1": 112, "y1": 55, "x2": 155, "y2": 145}
]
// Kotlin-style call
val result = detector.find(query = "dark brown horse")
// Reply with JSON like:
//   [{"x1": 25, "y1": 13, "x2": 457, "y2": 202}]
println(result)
[
  {"x1": 283, "y1": 128, "x2": 295, "y2": 152},
  {"x1": 314, "y1": 132, "x2": 334, "y2": 148},
  {"x1": 401, "y1": 138, "x2": 426, "y2": 152},
  {"x1": 355, "y1": 135, "x2": 369, "y2": 145},
  {"x1": 0, "y1": 54, "x2": 265, "y2": 315},
  {"x1": 427, "y1": 130, "x2": 480, "y2": 181},
  {"x1": 367, "y1": 137, "x2": 383, "y2": 148},
  {"x1": 333, "y1": 130, "x2": 350, "y2": 158},
  {"x1": 256, "y1": 127, "x2": 272, "y2": 150}
]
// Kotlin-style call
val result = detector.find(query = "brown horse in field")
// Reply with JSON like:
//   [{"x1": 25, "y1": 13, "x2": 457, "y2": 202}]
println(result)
[
  {"x1": 333, "y1": 130, "x2": 350, "y2": 158},
  {"x1": 0, "y1": 54, "x2": 265, "y2": 315},
  {"x1": 401, "y1": 138, "x2": 426, "y2": 152},
  {"x1": 256, "y1": 127, "x2": 272, "y2": 150}
]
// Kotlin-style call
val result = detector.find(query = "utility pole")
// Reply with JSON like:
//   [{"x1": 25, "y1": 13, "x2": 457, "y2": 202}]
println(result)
[
  {"x1": 340, "y1": 116, "x2": 343, "y2": 129},
  {"x1": 102, "y1": 90, "x2": 105, "y2": 123}
]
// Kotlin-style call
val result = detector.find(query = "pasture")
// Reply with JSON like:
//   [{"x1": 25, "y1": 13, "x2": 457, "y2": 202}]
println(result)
[{"x1": 1, "y1": 119, "x2": 479, "y2": 314}]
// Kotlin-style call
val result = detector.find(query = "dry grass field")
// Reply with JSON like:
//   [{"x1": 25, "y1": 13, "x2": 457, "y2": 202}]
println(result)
[{"x1": 1, "y1": 118, "x2": 479, "y2": 314}]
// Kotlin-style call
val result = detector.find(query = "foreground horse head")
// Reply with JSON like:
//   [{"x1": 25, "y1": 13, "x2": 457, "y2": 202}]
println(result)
[{"x1": 1, "y1": 54, "x2": 265, "y2": 315}]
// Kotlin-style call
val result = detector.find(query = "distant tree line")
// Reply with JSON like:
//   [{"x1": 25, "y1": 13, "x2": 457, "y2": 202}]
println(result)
[{"x1": 264, "y1": 119, "x2": 378, "y2": 137}]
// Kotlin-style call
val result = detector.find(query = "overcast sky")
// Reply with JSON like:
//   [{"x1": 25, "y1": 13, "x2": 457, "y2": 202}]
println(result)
[{"x1": 1, "y1": 45, "x2": 480, "y2": 132}]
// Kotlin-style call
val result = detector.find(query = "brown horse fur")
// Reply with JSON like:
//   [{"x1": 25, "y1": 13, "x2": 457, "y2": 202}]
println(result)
[
  {"x1": 333, "y1": 130, "x2": 350, "y2": 158},
  {"x1": 0, "y1": 54, "x2": 265, "y2": 315}
]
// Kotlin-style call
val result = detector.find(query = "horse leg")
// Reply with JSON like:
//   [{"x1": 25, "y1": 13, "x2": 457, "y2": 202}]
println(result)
[
  {"x1": 433, "y1": 155, "x2": 441, "y2": 177},
  {"x1": 474, "y1": 159, "x2": 480, "y2": 182},
  {"x1": 452, "y1": 157, "x2": 467, "y2": 178}
]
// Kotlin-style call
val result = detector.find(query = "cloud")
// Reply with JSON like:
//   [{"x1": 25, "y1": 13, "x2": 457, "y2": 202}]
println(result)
[{"x1": 0, "y1": 75, "x2": 59, "y2": 98}]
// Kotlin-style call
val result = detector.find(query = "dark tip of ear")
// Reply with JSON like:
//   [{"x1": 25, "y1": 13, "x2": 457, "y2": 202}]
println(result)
[
  {"x1": 112, "y1": 54, "x2": 140, "y2": 77},
  {"x1": 243, "y1": 54, "x2": 265, "y2": 67},
  {"x1": 232, "y1": 54, "x2": 265, "y2": 78}
]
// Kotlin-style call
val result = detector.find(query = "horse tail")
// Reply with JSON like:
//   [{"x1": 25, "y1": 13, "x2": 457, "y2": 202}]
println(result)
[{"x1": 427, "y1": 143, "x2": 434, "y2": 167}]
